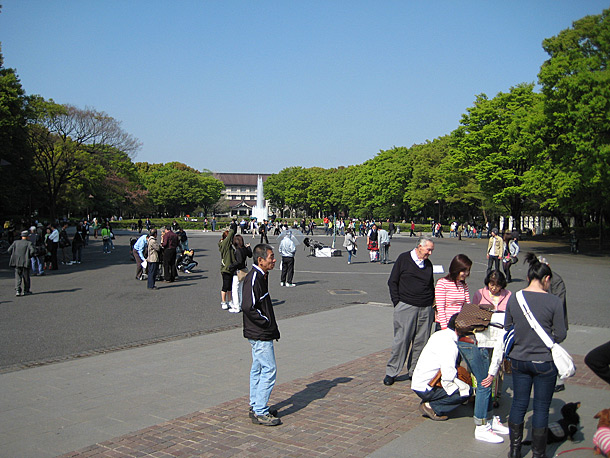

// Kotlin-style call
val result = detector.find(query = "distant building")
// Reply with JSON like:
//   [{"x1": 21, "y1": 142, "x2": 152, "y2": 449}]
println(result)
[{"x1": 213, "y1": 172, "x2": 271, "y2": 217}]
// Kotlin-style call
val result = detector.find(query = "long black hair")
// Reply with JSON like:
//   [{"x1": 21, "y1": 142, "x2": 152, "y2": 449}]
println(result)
[{"x1": 524, "y1": 252, "x2": 552, "y2": 283}]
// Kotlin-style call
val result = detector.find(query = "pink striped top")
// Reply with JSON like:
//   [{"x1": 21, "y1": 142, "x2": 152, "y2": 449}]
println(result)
[{"x1": 435, "y1": 277, "x2": 470, "y2": 330}]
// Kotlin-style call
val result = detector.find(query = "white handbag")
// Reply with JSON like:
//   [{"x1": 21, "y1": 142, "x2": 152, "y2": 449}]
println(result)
[{"x1": 516, "y1": 291, "x2": 575, "y2": 380}]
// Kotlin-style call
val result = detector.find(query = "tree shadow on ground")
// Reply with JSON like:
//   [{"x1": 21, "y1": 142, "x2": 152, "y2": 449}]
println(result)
[{"x1": 271, "y1": 376, "x2": 352, "y2": 417}]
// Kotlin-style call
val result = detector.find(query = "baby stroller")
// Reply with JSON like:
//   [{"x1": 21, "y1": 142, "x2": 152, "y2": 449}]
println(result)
[
  {"x1": 303, "y1": 237, "x2": 324, "y2": 256},
  {"x1": 176, "y1": 249, "x2": 198, "y2": 273}
]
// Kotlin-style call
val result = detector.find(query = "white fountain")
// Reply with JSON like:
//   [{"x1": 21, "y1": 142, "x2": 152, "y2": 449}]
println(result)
[{"x1": 251, "y1": 175, "x2": 268, "y2": 221}]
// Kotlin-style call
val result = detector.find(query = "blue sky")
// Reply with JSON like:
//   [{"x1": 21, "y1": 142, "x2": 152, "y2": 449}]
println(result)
[{"x1": 1, "y1": 1, "x2": 608, "y2": 174}]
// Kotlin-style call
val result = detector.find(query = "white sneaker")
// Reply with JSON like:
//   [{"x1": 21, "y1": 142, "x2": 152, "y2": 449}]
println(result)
[
  {"x1": 280, "y1": 282, "x2": 286, "y2": 287},
  {"x1": 475, "y1": 424, "x2": 504, "y2": 443},
  {"x1": 221, "y1": 302, "x2": 229, "y2": 310},
  {"x1": 229, "y1": 308, "x2": 241, "y2": 313},
  {"x1": 285, "y1": 283, "x2": 296, "y2": 287},
  {"x1": 489, "y1": 416, "x2": 509, "y2": 435}
]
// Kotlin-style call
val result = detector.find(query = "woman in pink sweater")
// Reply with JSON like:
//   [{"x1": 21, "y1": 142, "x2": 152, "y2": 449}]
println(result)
[
  {"x1": 435, "y1": 254, "x2": 472, "y2": 330},
  {"x1": 472, "y1": 270, "x2": 511, "y2": 311}
]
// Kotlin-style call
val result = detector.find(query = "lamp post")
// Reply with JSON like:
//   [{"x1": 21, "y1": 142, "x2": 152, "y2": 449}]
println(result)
[{"x1": 87, "y1": 194, "x2": 94, "y2": 221}]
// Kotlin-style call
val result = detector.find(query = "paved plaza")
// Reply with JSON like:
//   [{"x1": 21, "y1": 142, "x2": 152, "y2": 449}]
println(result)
[{"x1": 0, "y1": 228, "x2": 609, "y2": 457}]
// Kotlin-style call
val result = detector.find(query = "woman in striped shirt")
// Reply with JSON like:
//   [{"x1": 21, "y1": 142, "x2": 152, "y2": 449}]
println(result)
[{"x1": 435, "y1": 254, "x2": 472, "y2": 330}]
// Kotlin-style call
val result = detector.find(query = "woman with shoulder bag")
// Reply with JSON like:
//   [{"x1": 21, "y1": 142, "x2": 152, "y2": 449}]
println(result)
[
  {"x1": 229, "y1": 234, "x2": 252, "y2": 313},
  {"x1": 502, "y1": 233, "x2": 520, "y2": 283},
  {"x1": 504, "y1": 253, "x2": 567, "y2": 458},
  {"x1": 343, "y1": 228, "x2": 357, "y2": 265}
]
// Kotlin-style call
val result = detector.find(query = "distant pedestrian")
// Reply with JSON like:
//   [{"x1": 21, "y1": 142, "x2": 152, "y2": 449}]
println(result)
[
  {"x1": 378, "y1": 227, "x2": 390, "y2": 264},
  {"x1": 161, "y1": 226, "x2": 179, "y2": 282},
  {"x1": 59, "y1": 223, "x2": 72, "y2": 265},
  {"x1": 72, "y1": 224, "x2": 85, "y2": 264},
  {"x1": 101, "y1": 224, "x2": 112, "y2": 253},
  {"x1": 343, "y1": 228, "x2": 357, "y2": 264},
  {"x1": 137, "y1": 219, "x2": 143, "y2": 234},
  {"x1": 409, "y1": 220, "x2": 416, "y2": 237},
  {"x1": 367, "y1": 223, "x2": 379, "y2": 262},
  {"x1": 279, "y1": 232, "x2": 297, "y2": 287},
  {"x1": 9, "y1": 230, "x2": 35, "y2": 296},
  {"x1": 48, "y1": 224, "x2": 60, "y2": 270},
  {"x1": 146, "y1": 229, "x2": 161, "y2": 290},
  {"x1": 486, "y1": 228, "x2": 504, "y2": 275},
  {"x1": 229, "y1": 234, "x2": 252, "y2": 313},
  {"x1": 260, "y1": 219, "x2": 269, "y2": 244},
  {"x1": 27, "y1": 226, "x2": 44, "y2": 276},
  {"x1": 219, "y1": 224, "x2": 236, "y2": 310},
  {"x1": 502, "y1": 234, "x2": 519, "y2": 283},
  {"x1": 243, "y1": 243, "x2": 281, "y2": 426},
  {"x1": 133, "y1": 233, "x2": 148, "y2": 280}
]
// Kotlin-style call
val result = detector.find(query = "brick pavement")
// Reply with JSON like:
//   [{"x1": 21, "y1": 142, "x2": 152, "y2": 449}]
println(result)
[{"x1": 57, "y1": 350, "x2": 606, "y2": 458}]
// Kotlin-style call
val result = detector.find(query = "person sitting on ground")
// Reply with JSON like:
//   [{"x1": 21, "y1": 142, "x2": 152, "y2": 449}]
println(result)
[
  {"x1": 411, "y1": 314, "x2": 472, "y2": 421},
  {"x1": 176, "y1": 249, "x2": 198, "y2": 273}
]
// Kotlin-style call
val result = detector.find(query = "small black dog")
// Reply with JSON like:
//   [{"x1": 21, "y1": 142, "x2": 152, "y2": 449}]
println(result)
[{"x1": 523, "y1": 402, "x2": 581, "y2": 444}]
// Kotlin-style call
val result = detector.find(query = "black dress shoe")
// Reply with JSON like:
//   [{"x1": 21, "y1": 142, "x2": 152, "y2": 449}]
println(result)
[
  {"x1": 383, "y1": 375, "x2": 395, "y2": 386},
  {"x1": 554, "y1": 384, "x2": 565, "y2": 392}
]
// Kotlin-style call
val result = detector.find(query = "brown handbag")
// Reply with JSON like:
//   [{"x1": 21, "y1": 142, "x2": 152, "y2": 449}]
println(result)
[
  {"x1": 455, "y1": 303, "x2": 494, "y2": 334},
  {"x1": 428, "y1": 366, "x2": 472, "y2": 388}
]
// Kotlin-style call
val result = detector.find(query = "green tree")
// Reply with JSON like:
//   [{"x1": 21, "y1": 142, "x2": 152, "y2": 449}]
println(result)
[
  {"x1": 140, "y1": 163, "x2": 223, "y2": 216},
  {"x1": 0, "y1": 51, "x2": 34, "y2": 217},
  {"x1": 451, "y1": 84, "x2": 544, "y2": 229},
  {"x1": 538, "y1": 7, "x2": 610, "y2": 232},
  {"x1": 27, "y1": 100, "x2": 141, "y2": 218}
]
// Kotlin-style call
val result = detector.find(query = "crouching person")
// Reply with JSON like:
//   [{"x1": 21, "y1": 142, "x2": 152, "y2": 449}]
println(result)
[{"x1": 411, "y1": 314, "x2": 471, "y2": 421}]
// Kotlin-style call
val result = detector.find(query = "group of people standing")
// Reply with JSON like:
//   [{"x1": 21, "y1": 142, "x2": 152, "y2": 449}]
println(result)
[
  {"x1": 218, "y1": 220, "x2": 299, "y2": 313},
  {"x1": 383, "y1": 235, "x2": 570, "y2": 457},
  {"x1": 7, "y1": 218, "x2": 113, "y2": 296},
  {"x1": 132, "y1": 225, "x2": 189, "y2": 290}
]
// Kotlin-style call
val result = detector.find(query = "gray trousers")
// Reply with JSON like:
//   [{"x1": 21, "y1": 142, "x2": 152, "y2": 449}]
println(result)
[
  {"x1": 15, "y1": 267, "x2": 31, "y2": 294},
  {"x1": 386, "y1": 302, "x2": 434, "y2": 378}
]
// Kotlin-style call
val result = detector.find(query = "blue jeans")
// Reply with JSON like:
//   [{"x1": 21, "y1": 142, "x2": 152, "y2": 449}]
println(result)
[
  {"x1": 103, "y1": 239, "x2": 111, "y2": 253},
  {"x1": 415, "y1": 387, "x2": 471, "y2": 416},
  {"x1": 249, "y1": 339, "x2": 277, "y2": 416},
  {"x1": 347, "y1": 249, "x2": 354, "y2": 263},
  {"x1": 458, "y1": 341, "x2": 492, "y2": 424},
  {"x1": 31, "y1": 256, "x2": 43, "y2": 275},
  {"x1": 380, "y1": 244, "x2": 390, "y2": 263},
  {"x1": 509, "y1": 359, "x2": 557, "y2": 428}
]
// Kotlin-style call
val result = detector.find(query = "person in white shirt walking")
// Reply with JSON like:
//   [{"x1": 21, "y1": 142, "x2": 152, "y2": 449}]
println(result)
[{"x1": 279, "y1": 233, "x2": 296, "y2": 287}]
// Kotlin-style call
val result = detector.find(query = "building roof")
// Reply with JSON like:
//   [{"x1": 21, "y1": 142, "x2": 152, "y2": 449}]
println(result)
[{"x1": 213, "y1": 173, "x2": 271, "y2": 186}]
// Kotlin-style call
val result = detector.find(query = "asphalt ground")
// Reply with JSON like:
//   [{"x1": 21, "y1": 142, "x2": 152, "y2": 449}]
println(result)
[{"x1": 1, "y1": 228, "x2": 609, "y2": 372}]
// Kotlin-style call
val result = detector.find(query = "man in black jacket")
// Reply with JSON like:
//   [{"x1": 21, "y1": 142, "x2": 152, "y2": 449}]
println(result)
[
  {"x1": 243, "y1": 243, "x2": 281, "y2": 426},
  {"x1": 383, "y1": 236, "x2": 435, "y2": 386}
]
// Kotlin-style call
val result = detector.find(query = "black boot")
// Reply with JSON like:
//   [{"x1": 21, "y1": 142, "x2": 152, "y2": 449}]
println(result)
[
  {"x1": 531, "y1": 427, "x2": 548, "y2": 458},
  {"x1": 508, "y1": 422, "x2": 523, "y2": 458}
]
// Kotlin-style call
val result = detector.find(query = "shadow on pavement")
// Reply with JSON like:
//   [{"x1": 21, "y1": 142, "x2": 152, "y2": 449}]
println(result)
[{"x1": 272, "y1": 376, "x2": 353, "y2": 417}]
